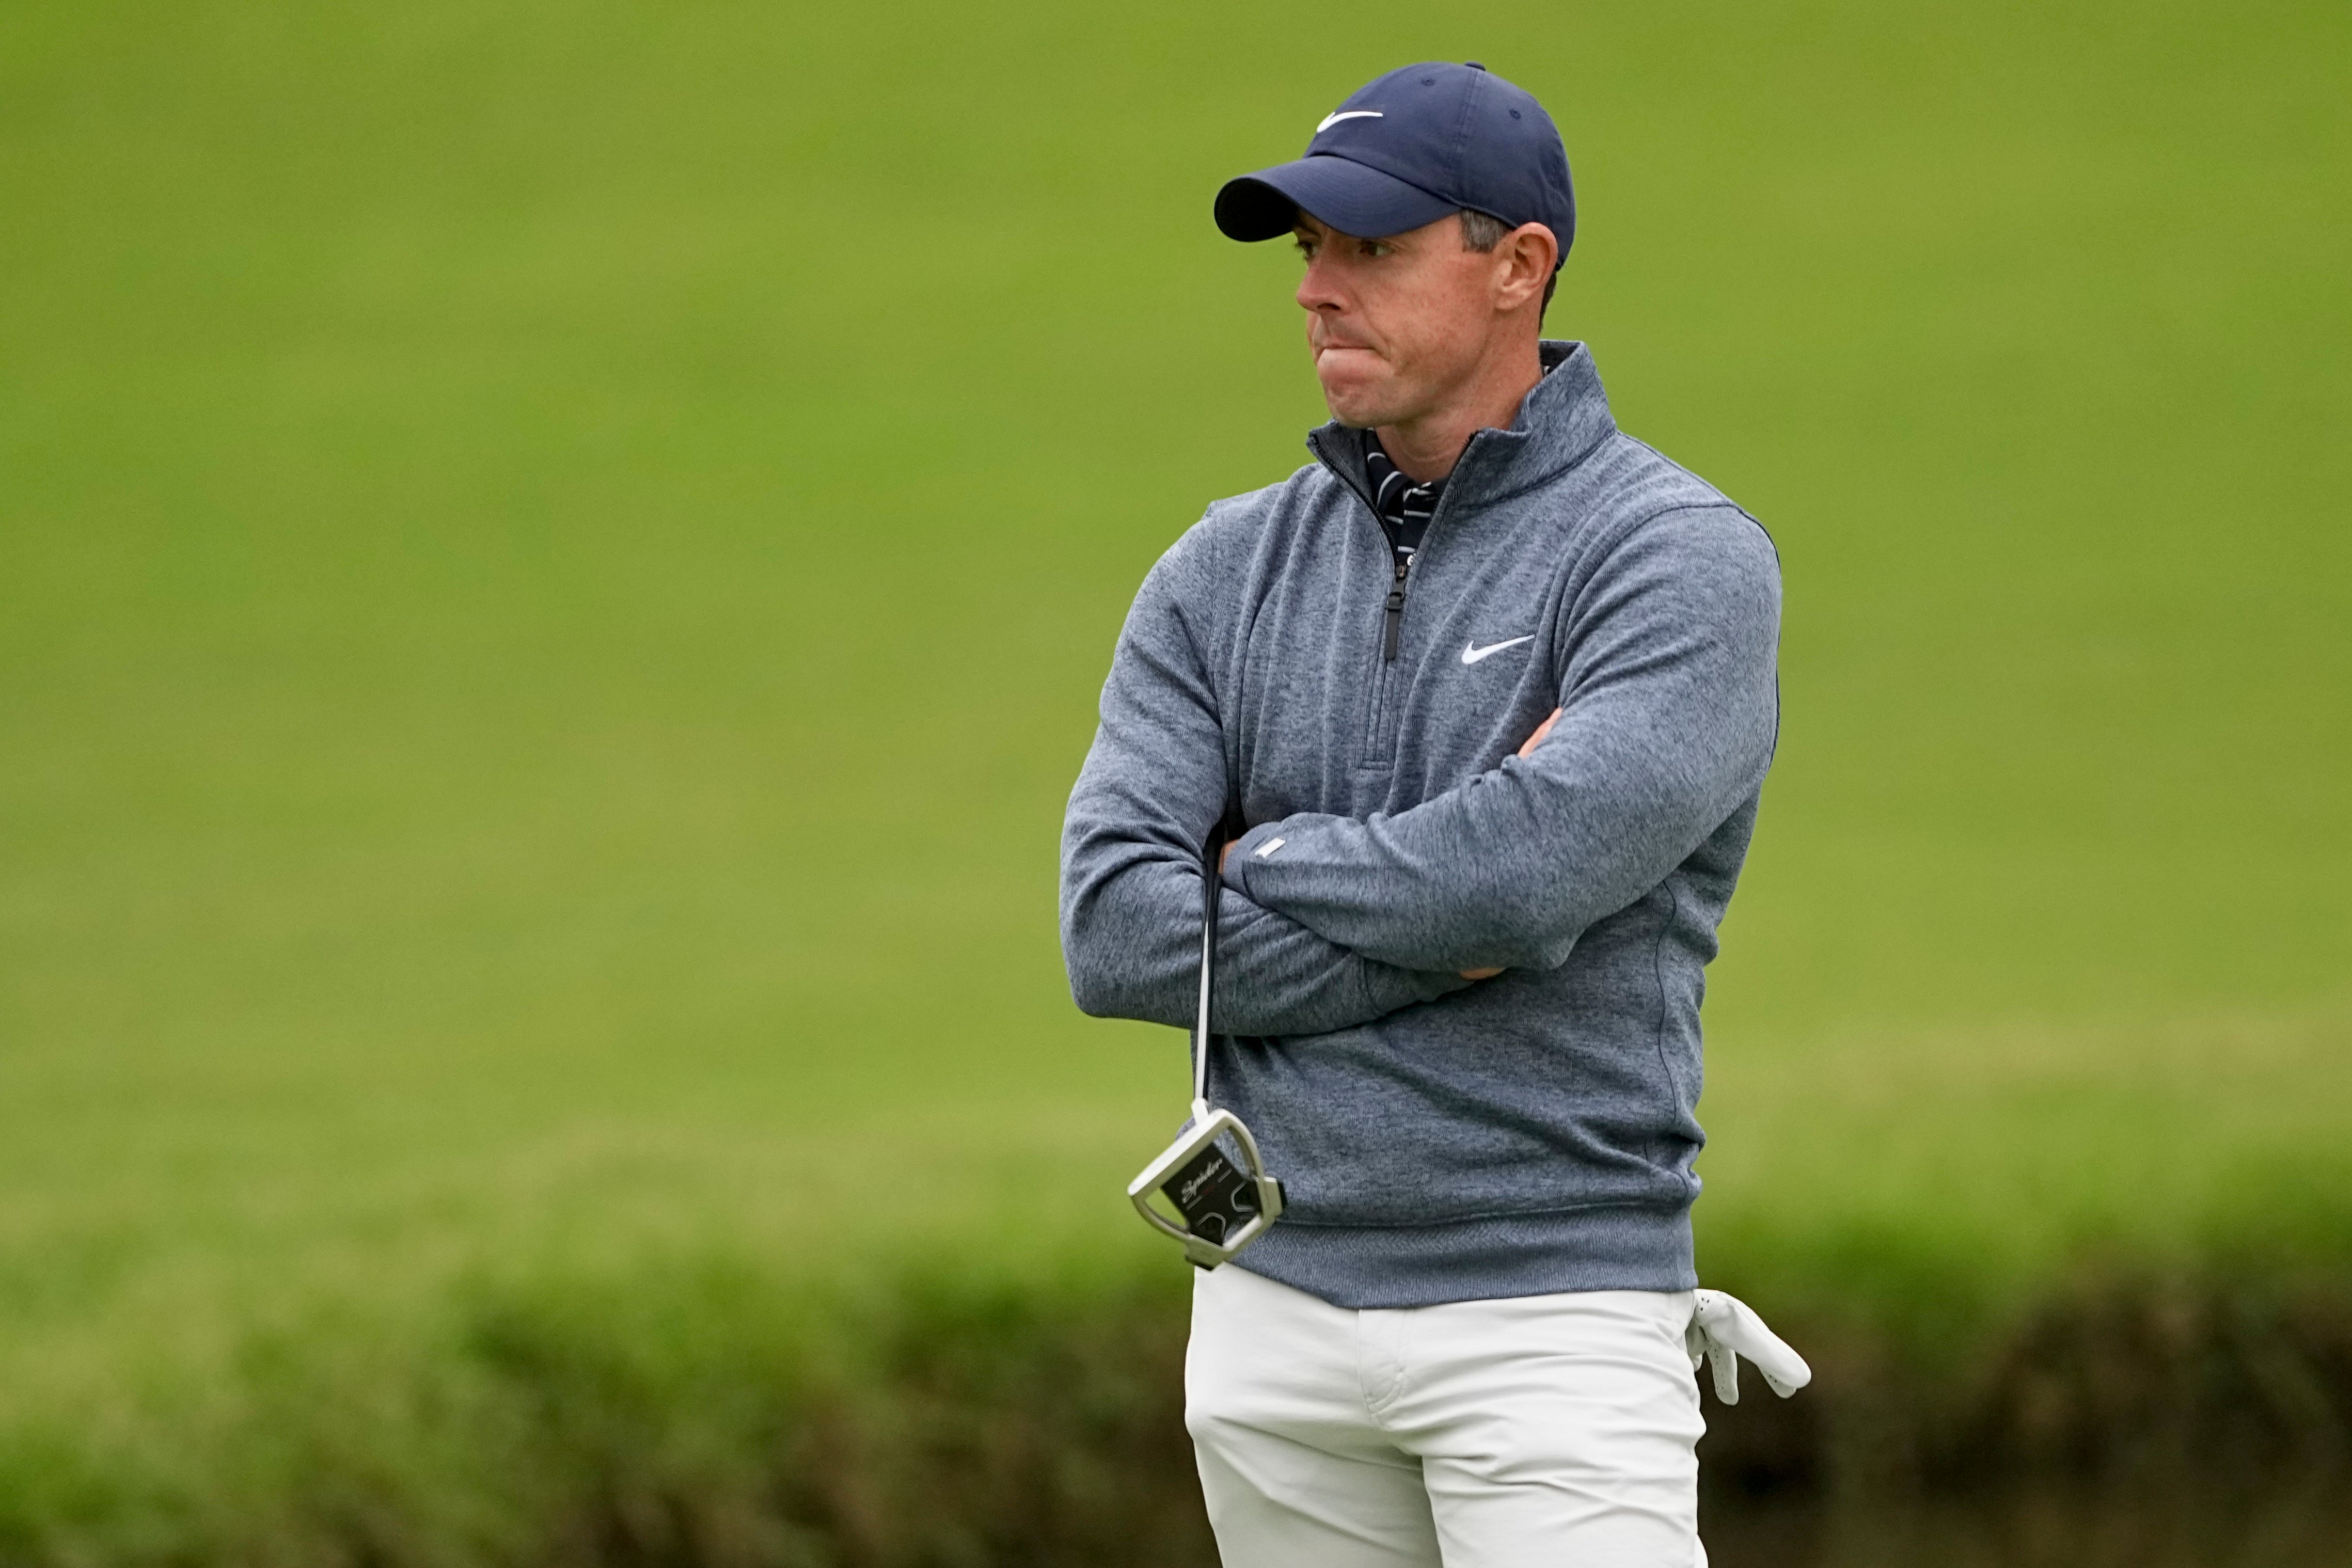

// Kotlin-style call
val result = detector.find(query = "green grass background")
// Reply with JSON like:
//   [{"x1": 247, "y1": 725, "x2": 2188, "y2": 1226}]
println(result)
[{"x1": 2, "y1": 0, "x2": 2349, "y2": 1548}]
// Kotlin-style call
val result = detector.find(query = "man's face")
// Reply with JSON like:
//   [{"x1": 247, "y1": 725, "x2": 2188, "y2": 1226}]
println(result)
[{"x1": 1292, "y1": 212, "x2": 1510, "y2": 429}]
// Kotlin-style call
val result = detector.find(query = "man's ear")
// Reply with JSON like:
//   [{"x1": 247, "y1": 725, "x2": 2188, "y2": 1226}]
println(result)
[{"x1": 1497, "y1": 223, "x2": 1558, "y2": 312}]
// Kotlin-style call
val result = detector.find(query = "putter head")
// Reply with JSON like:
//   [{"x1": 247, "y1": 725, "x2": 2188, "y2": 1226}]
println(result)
[{"x1": 1127, "y1": 1106, "x2": 1285, "y2": 1269}]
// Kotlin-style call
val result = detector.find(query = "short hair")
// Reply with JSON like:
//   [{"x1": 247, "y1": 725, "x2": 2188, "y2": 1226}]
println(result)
[{"x1": 1458, "y1": 209, "x2": 1558, "y2": 315}]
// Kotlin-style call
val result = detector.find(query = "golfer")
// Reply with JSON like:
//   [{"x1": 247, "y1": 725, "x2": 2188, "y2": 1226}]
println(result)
[{"x1": 1060, "y1": 62, "x2": 1779, "y2": 1566}]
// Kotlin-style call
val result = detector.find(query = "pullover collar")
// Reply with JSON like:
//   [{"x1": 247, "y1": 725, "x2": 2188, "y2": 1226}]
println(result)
[
  {"x1": 1306, "y1": 340, "x2": 1618, "y2": 522},
  {"x1": 1363, "y1": 431, "x2": 1444, "y2": 561}
]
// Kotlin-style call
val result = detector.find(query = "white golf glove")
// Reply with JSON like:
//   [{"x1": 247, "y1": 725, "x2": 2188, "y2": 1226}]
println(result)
[{"x1": 1685, "y1": 1288, "x2": 1811, "y2": 1403}]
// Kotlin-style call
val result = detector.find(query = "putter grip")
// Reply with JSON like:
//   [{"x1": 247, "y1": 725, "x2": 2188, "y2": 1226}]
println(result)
[{"x1": 1193, "y1": 829, "x2": 1221, "y2": 1109}]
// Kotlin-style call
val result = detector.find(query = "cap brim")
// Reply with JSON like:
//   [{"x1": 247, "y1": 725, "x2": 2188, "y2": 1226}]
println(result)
[{"x1": 1214, "y1": 155, "x2": 1460, "y2": 242}]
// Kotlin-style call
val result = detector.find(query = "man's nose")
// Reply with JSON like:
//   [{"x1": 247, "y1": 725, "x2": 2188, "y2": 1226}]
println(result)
[{"x1": 1296, "y1": 258, "x2": 1344, "y2": 314}]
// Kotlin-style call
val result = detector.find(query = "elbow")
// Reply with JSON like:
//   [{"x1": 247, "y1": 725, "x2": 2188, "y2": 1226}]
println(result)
[
  {"x1": 1066, "y1": 959, "x2": 1124, "y2": 1020},
  {"x1": 1059, "y1": 880, "x2": 1115, "y2": 1018},
  {"x1": 1061, "y1": 929, "x2": 1122, "y2": 1019},
  {"x1": 1060, "y1": 913, "x2": 1144, "y2": 1021},
  {"x1": 1060, "y1": 872, "x2": 1183, "y2": 1025}
]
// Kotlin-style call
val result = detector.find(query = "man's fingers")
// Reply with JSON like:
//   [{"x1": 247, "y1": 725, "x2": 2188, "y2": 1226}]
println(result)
[
  {"x1": 1516, "y1": 707, "x2": 1564, "y2": 759},
  {"x1": 1459, "y1": 967, "x2": 1504, "y2": 980},
  {"x1": 1218, "y1": 839, "x2": 1236, "y2": 874}
]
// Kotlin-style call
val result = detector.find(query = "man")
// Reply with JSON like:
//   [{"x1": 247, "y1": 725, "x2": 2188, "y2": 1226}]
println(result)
[{"x1": 1060, "y1": 61, "x2": 1780, "y2": 1566}]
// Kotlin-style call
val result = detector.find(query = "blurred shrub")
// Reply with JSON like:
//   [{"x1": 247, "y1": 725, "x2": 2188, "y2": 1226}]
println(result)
[{"x1": 2, "y1": 1238, "x2": 2349, "y2": 1568}]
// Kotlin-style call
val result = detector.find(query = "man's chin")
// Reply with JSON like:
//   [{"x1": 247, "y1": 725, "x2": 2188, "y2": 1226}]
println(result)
[{"x1": 1317, "y1": 379, "x2": 1399, "y2": 430}]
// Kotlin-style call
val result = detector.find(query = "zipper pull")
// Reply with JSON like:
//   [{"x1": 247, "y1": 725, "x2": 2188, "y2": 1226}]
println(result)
[{"x1": 1383, "y1": 557, "x2": 1409, "y2": 661}]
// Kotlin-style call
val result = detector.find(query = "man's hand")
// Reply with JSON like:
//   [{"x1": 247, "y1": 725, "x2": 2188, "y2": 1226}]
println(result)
[{"x1": 1518, "y1": 706, "x2": 1562, "y2": 759}]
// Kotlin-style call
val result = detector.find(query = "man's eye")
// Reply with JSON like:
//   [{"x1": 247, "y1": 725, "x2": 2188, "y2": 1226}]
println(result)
[{"x1": 1359, "y1": 240, "x2": 1392, "y2": 258}]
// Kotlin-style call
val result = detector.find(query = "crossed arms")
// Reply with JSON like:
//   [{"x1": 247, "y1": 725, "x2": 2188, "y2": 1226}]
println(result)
[{"x1": 1057, "y1": 507, "x2": 1780, "y2": 1036}]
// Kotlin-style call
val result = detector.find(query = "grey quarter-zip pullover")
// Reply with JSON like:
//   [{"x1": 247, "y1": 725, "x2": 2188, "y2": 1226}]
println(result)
[{"x1": 1060, "y1": 341, "x2": 1781, "y2": 1308}]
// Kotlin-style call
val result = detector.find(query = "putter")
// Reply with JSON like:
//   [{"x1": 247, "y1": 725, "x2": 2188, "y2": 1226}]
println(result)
[{"x1": 1127, "y1": 832, "x2": 1286, "y2": 1269}]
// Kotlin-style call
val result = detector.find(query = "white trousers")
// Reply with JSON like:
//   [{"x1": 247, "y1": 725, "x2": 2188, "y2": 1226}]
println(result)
[{"x1": 1187, "y1": 1265, "x2": 1707, "y2": 1568}]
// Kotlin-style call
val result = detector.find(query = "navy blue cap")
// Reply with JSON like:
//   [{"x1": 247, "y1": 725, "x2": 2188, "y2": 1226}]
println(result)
[{"x1": 1216, "y1": 62, "x2": 1575, "y2": 264}]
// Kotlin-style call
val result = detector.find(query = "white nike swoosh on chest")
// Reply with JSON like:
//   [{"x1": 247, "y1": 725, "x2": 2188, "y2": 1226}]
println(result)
[{"x1": 1460, "y1": 635, "x2": 1535, "y2": 666}]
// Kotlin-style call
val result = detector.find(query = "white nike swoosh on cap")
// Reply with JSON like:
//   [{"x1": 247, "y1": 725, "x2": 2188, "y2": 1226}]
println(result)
[
  {"x1": 1315, "y1": 110, "x2": 1384, "y2": 133},
  {"x1": 1460, "y1": 635, "x2": 1535, "y2": 666}
]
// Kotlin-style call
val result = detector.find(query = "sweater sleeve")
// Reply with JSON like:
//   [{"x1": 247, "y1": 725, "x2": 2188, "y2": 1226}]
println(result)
[
  {"x1": 1060, "y1": 522, "x2": 1472, "y2": 1035},
  {"x1": 1223, "y1": 506, "x2": 1780, "y2": 974}
]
